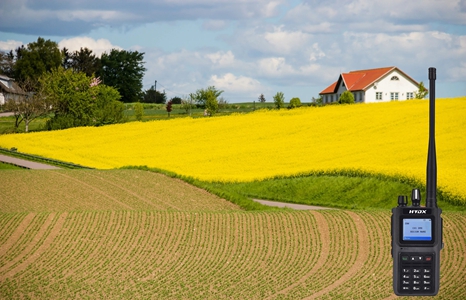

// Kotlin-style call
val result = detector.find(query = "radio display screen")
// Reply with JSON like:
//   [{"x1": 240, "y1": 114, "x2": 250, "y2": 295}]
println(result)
[{"x1": 402, "y1": 218, "x2": 432, "y2": 241}]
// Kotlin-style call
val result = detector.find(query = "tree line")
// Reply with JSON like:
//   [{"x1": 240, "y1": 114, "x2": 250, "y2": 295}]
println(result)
[
  {"x1": 1, "y1": 37, "x2": 147, "y2": 103},
  {"x1": 0, "y1": 37, "x2": 234, "y2": 131},
  {"x1": 0, "y1": 37, "x2": 169, "y2": 131}
]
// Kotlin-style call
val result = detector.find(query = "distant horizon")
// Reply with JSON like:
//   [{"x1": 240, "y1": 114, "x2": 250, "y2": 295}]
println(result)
[{"x1": 1, "y1": 1, "x2": 465, "y2": 102}]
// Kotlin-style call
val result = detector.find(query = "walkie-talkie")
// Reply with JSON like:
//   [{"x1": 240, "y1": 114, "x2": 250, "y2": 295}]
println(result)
[{"x1": 391, "y1": 67, "x2": 443, "y2": 296}]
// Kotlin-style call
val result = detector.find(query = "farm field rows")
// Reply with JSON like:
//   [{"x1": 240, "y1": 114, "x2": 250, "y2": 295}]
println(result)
[
  {"x1": 0, "y1": 169, "x2": 241, "y2": 213},
  {"x1": 0, "y1": 98, "x2": 465, "y2": 203},
  {"x1": 1, "y1": 209, "x2": 465, "y2": 299}
]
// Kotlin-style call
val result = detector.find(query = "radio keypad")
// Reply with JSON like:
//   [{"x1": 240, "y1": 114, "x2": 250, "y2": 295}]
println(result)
[{"x1": 399, "y1": 253, "x2": 435, "y2": 293}]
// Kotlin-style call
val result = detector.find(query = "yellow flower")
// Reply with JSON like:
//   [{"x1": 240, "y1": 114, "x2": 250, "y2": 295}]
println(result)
[{"x1": 1, "y1": 97, "x2": 465, "y2": 201}]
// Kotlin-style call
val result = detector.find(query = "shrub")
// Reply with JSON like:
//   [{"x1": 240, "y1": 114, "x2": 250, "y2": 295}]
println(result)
[
  {"x1": 134, "y1": 102, "x2": 144, "y2": 121},
  {"x1": 339, "y1": 91, "x2": 355, "y2": 104},
  {"x1": 171, "y1": 96, "x2": 182, "y2": 104},
  {"x1": 288, "y1": 97, "x2": 302, "y2": 109}
]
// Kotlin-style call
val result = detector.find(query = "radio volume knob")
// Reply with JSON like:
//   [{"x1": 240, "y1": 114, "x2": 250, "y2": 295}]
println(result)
[{"x1": 398, "y1": 195, "x2": 407, "y2": 207}]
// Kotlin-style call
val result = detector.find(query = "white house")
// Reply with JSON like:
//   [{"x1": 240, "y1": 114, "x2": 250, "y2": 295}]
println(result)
[
  {"x1": 319, "y1": 67, "x2": 421, "y2": 104},
  {"x1": 0, "y1": 75, "x2": 26, "y2": 105}
]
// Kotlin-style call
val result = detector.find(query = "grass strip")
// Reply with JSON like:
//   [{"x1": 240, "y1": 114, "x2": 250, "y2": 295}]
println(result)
[
  {"x1": 121, "y1": 166, "x2": 465, "y2": 211},
  {"x1": 0, "y1": 147, "x2": 93, "y2": 170}
]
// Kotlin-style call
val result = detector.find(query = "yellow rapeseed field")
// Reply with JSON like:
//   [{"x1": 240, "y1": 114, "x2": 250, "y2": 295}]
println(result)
[{"x1": 0, "y1": 98, "x2": 465, "y2": 199}]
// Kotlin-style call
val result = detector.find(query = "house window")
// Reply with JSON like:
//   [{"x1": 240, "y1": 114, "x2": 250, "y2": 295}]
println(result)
[
  {"x1": 376, "y1": 92, "x2": 383, "y2": 100},
  {"x1": 390, "y1": 92, "x2": 399, "y2": 100},
  {"x1": 391, "y1": 76, "x2": 399, "y2": 81},
  {"x1": 407, "y1": 92, "x2": 414, "y2": 99}
]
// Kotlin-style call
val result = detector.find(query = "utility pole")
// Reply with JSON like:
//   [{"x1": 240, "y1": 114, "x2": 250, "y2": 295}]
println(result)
[{"x1": 154, "y1": 80, "x2": 157, "y2": 91}]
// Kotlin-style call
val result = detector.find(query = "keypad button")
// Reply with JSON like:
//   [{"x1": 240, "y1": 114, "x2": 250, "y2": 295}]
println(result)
[
  {"x1": 424, "y1": 268, "x2": 431, "y2": 273},
  {"x1": 424, "y1": 280, "x2": 431, "y2": 285},
  {"x1": 413, "y1": 274, "x2": 420, "y2": 279},
  {"x1": 424, "y1": 274, "x2": 431, "y2": 279},
  {"x1": 413, "y1": 268, "x2": 421, "y2": 273},
  {"x1": 403, "y1": 274, "x2": 410, "y2": 279},
  {"x1": 424, "y1": 286, "x2": 431, "y2": 291},
  {"x1": 413, "y1": 286, "x2": 420, "y2": 291},
  {"x1": 403, "y1": 268, "x2": 410, "y2": 273}
]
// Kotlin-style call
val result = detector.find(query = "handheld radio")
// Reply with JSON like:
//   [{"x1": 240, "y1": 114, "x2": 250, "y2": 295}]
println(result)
[{"x1": 391, "y1": 67, "x2": 443, "y2": 296}]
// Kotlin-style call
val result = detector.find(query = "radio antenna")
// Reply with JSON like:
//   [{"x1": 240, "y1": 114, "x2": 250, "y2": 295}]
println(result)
[{"x1": 426, "y1": 67, "x2": 437, "y2": 208}]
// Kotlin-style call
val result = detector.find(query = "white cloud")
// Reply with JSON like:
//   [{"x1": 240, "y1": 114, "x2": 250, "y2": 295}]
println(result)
[
  {"x1": 205, "y1": 51, "x2": 235, "y2": 67},
  {"x1": 58, "y1": 37, "x2": 122, "y2": 57},
  {"x1": 258, "y1": 57, "x2": 294, "y2": 77},
  {"x1": 285, "y1": 0, "x2": 466, "y2": 33},
  {"x1": 2, "y1": 0, "x2": 464, "y2": 101},
  {"x1": 340, "y1": 31, "x2": 466, "y2": 82},
  {"x1": 208, "y1": 73, "x2": 268, "y2": 98},
  {"x1": 0, "y1": 0, "x2": 287, "y2": 36},
  {"x1": 264, "y1": 26, "x2": 312, "y2": 55},
  {"x1": 0, "y1": 39, "x2": 23, "y2": 51}
]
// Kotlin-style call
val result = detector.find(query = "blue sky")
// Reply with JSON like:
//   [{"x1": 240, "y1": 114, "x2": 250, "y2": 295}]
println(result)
[{"x1": 1, "y1": 0, "x2": 465, "y2": 102}]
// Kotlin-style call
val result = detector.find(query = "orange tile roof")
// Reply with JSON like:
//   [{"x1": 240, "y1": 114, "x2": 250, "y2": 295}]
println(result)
[{"x1": 319, "y1": 66, "x2": 418, "y2": 94}]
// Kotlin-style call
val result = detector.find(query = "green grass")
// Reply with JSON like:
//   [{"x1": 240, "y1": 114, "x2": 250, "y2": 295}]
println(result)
[
  {"x1": 123, "y1": 102, "x2": 286, "y2": 121},
  {"x1": 1, "y1": 102, "x2": 300, "y2": 133},
  {"x1": 127, "y1": 167, "x2": 466, "y2": 212},
  {"x1": 202, "y1": 174, "x2": 466, "y2": 212},
  {"x1": 0, "y1": 162, "x2": 23, "y2": 170},
  {"x1": 0, "y1": 115, "x2": 48, "y2": 134}
]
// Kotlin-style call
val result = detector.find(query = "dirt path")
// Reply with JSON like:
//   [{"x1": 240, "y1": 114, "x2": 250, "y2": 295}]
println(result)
[
  {"x1": 0, "y1": 154, "x2": 60, "y2": 169},
  {"x1": 253, "y1": 199, "x2": 333, "y2": 210}
]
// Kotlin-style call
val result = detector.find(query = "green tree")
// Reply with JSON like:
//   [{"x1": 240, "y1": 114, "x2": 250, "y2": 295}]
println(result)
[
  {"x1": 205, "y1": 90, "x2": 219, "y2": 116},
  {"x1": 134, "y1": 102, "x2": 144, "y2": 121},
  {"x1": 40, "y1": 67, "x2": 122, "y2": 130},
  {"x1": 66, "y1": 47, "x2": 101, "y2": 77},
  {"x1": 339, "y1": 91, "x2": 355, "y2": 104},
  {"x1": 14, "y1": 37, "x2": 62, "y2": 83},
  {"x1": 98, "y1": 49, "x2": 146, "y2": 103},
  {"x1": 191, "y1": 86, "x2": 223, "y2": 107},
  {"x1": 181, "y1": 94, "x2": 195, "y2": 116},
  {"x1": 415, "y1": 81, "x2": 428, "y2": 99},
  {"x1": 3, "y1": 78, "x2": 51, "y2": 132},
  {"x1": 288, "y1": 97, "x2": 301, "y2": 109},
  {"x1": 0, "y1": 50, "x2": 15, "y2": 77},
  {"x1": 273, "y1": 92, "x2": 285, "y2": 109},
  {"x1": 170, "y1": 96, "x2": 182, "y2": 104},
  {"x1": 92, "y1": 84, "x2": 125, "y2": 126},
  {"x1": 142, "y1": 87, "x2": 166, "y2": 104},
  {"x1": 258, "y1": 93, "x2": 266, "y2": 103}
]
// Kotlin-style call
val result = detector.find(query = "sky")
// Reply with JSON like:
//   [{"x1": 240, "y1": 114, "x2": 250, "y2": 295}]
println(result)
[{"x1": 0, "y1": 0, "x2": 465, "y2": 103}]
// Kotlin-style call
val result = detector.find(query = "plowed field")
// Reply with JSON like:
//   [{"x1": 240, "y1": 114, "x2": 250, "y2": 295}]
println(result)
[{"x1": 1, "y1": 170, "x2": 465, "y2": 299}]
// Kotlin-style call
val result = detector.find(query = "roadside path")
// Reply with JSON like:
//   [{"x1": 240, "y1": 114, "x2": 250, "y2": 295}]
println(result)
[
  {"x1": 0, "y1": 154, "x2": 60, "y2": 169},
  {"x1": 253, "y1": 199, "x2": 333, "y2": 210}
]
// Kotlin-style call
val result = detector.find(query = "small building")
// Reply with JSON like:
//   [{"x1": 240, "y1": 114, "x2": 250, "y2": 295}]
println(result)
[
  {"x1": 319, "y1": 67, "x2": 420, "y2": 104},
  {"x1": 0, "y1": 75, "x2": 26, "y2": 106}
]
